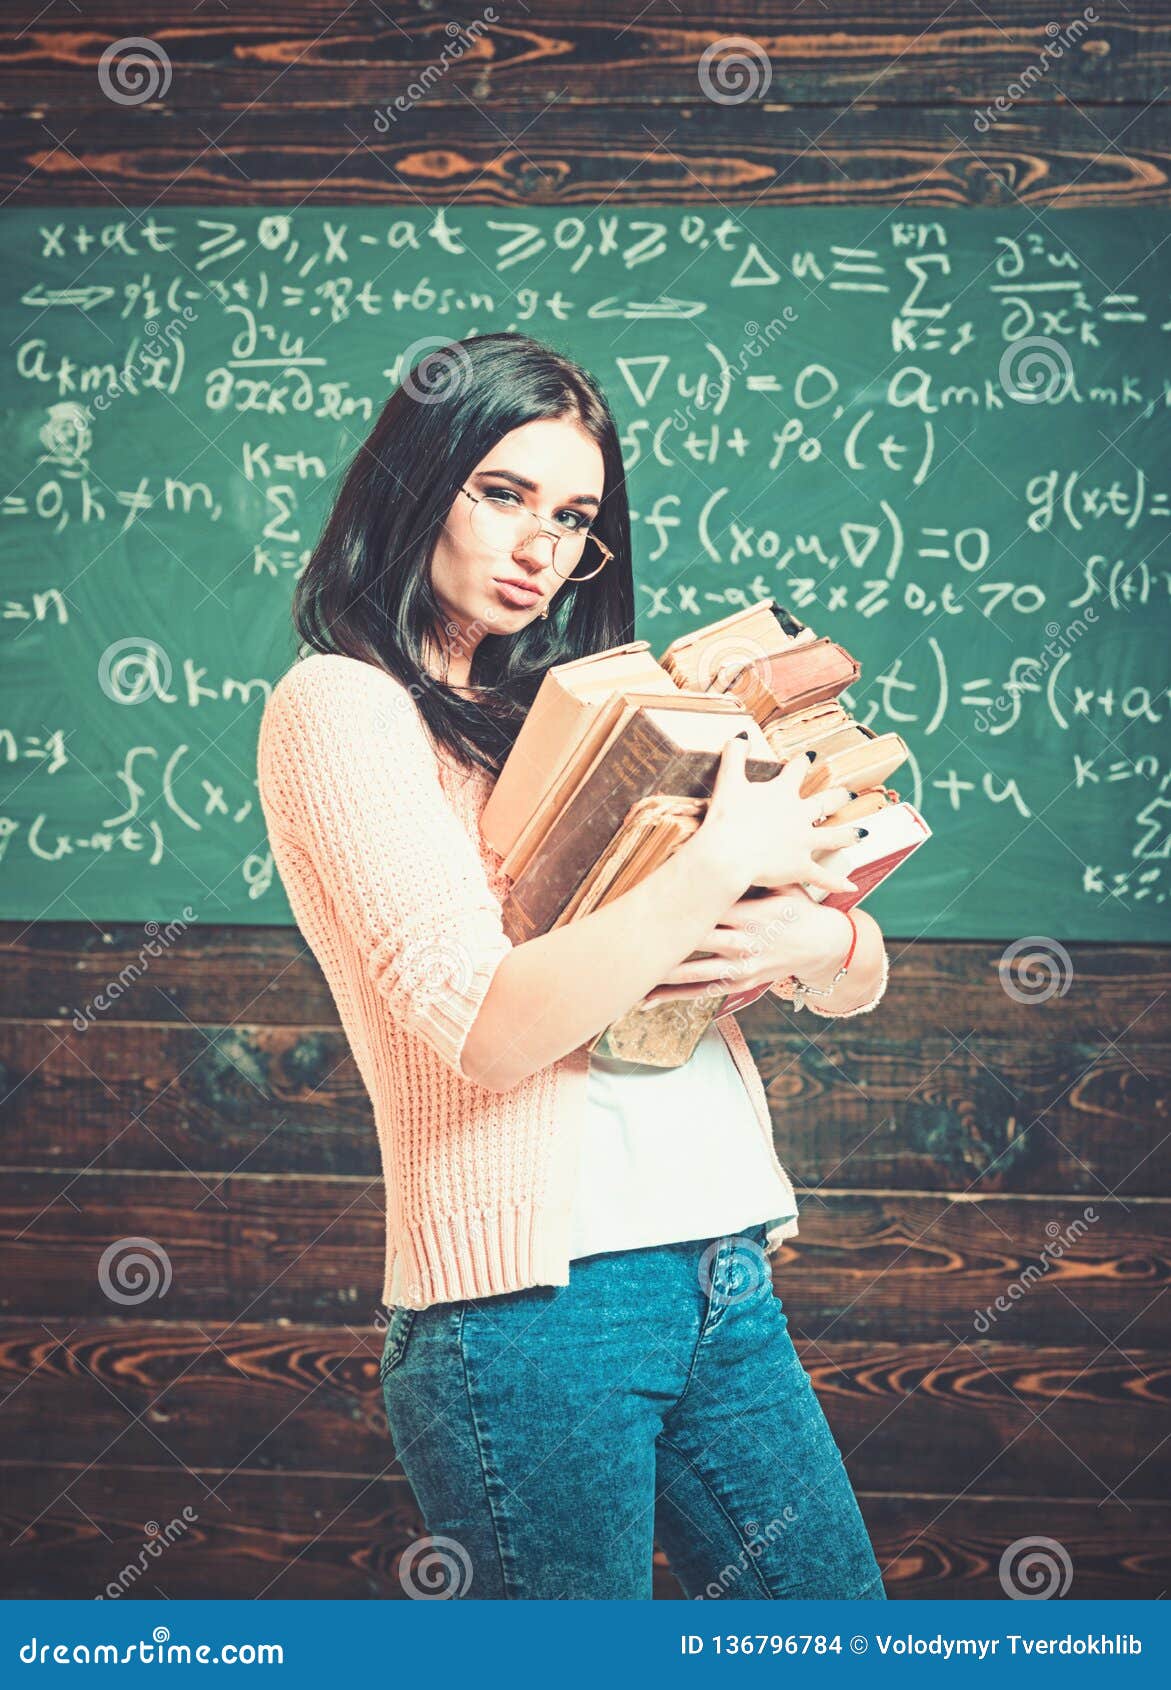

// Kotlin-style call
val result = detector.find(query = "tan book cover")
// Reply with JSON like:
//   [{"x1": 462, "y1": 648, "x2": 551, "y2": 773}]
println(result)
[
  {"x1": 481, "y1": 642, "x2": 675, "y2": 859},
  {"x1": 503, "y1": 688, "x2": 752, "y2": 883}
]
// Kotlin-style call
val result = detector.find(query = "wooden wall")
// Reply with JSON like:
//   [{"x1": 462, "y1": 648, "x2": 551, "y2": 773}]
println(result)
[{"x1": 2, "y1": 1, "x2": 1169, "y2": 1600}]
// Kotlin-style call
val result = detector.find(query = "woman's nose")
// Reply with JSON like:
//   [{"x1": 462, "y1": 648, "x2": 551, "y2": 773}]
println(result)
[{"x1": 513, "y1": 525, "x2": 557, "y2": 571}]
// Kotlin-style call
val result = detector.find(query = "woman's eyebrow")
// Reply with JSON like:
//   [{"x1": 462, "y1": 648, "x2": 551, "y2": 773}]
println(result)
[{"x1": 475, "y1": 467, "x2": 600, "y2": 509}]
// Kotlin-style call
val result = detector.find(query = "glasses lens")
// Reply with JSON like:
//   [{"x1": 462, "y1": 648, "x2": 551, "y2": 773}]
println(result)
[
  {"x1": 467, "y1": 492, "x2": 606, "y2": 580},
  {"x1": 551, "y1": 530, "x2": 606, "y2": 581},
  {"x1": 469, "y1": 496, "x2": 536, "y2": 554}
]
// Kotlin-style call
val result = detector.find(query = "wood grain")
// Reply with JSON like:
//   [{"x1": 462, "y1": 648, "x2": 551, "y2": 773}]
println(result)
[
  {"x1": 1, "y1": 0, "x2": 1168, "y2": 1597},
  {"x1": 1, "y1": 1321, "x2": 1166, "y2": 1502},
  {"x1": 1, "y1": 3, "x2": 1165, "y2": 108},
  {"x1": 2, "y1": 104, "x2": 1170, "y2": 206},
  {"x1": 0, "y1": 1463, "x2": 1166, "y2": 1599}
]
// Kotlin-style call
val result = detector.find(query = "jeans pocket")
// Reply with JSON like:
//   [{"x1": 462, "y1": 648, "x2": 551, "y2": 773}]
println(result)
[{"x1": 378, "y1": 1305, "x2": 418, "y2": 1382}]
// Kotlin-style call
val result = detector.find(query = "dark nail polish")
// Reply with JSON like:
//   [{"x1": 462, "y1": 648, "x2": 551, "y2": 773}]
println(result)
[
  {"x1": 735, "y1": 729, "x2": 749, "y2": 740},
  {"x1": 806, "y1": 749, "x2": 817, "y2": 761},
  {"x1": 856, "y1": 826, "x2": 869, "y2": 838},
  {"x1": 847, "y1": 789, "x2": 859, "y2": 801}
]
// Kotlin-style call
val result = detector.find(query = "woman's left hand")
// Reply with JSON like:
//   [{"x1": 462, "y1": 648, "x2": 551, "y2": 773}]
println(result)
[{"x1": 640, "y1": 885, "x2": 849, "y2": 1006}]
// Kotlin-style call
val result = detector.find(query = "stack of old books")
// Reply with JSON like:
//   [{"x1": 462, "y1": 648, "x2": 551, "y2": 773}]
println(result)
[{"x1": 481, "y1": 599, "x2": 930, "y2": 1067}]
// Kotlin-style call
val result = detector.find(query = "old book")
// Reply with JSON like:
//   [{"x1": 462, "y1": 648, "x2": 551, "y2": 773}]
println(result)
[
  {"x1": 722, "y1": 637, "x2": 861, "y2": 727},
  {"x1": 568, "y1": 791, "x2": 931, "y2": 1065},
  {"x1": 548, "y1": 794, "x2": 733, "y2": 1067},
  {"x1": 502, "y1": 686, "x2": 750, "y2": 883},
  {"x1": 795, "y1": 800, "x2": 932, "y2": 912},
  {"x1": 500, "y1": 703, "x2": 778, "y2": 944},
  {"x1": 480, "y1": 641, "x2": 677, "y2": 859},
  {"x1": 658, "y1": 598, "x2": 812, "y2": 690}
]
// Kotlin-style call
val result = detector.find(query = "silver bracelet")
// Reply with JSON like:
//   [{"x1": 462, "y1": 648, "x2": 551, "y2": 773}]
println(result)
[{"x1": 789, "y1": 910, "x2": 855, "y2": 1013}]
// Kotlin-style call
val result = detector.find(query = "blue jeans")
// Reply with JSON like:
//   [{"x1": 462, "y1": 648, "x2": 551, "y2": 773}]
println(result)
[{"x1": 379, "y1": 1222, "x2": 887, "y2": 1601}]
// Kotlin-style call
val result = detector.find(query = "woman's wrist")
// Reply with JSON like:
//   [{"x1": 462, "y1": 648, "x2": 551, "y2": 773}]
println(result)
[
  {"x1": 802, "y1": 908, "x2": 885, "y2": 1013},
  {"x1": 797, "y1": 904, "x2": 855, "y2": 989}
]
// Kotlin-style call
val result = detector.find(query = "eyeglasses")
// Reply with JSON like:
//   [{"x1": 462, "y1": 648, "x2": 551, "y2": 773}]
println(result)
[{"x1": 459, "y1": 484, "x2": 612, "y2": 582}]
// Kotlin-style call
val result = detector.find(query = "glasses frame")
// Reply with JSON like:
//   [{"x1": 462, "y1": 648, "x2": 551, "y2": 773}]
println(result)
[{"x1": 459, "y1": 483, "x2": 612, "y2": 582}]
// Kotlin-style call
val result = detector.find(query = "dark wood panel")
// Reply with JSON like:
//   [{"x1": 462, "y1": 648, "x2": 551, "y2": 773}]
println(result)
[
  {"x1": 3, "y1": 923, "x2": 1166, "y2": 1039},
  {"x1": 3, "y1": 1015, "x2": 1167, "y2": 1195},
  {"x1": 1, "y1": 1173, "x2": 1166, "y2": 1341},
  {"x1": 0, "y1": 3, "x2": 1162, "y2": 108},
  {"x1": 2, "y1": 1322, "x2": 1166, "y2": 1501},
  {"x1": 2, "y1": 103, "x2": 1170, "y2": 205},
  {"x1": 864, "y1": 1493, "x2": 1171, "y2": 1600},
  {"x1": 0, "y1": 1463, "x2": 1165, "y2": 1598}
]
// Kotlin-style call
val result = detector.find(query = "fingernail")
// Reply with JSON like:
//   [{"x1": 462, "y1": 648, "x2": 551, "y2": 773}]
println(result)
[
  {"x1": 735, "y1": 730, "x2": 749, "y2": 740},
  {"x1": 847, "y1": 789, "x2": 858, "y2": 800},
  {"x1": 806, "y1": 749, "x2": 817, "y2": 761},
  {"x1": 856, "y1": 826, "x2": 869, "y2": 838}
]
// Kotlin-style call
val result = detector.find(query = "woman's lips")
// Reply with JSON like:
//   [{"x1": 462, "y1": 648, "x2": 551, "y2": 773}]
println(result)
[{"x1": 493, "y1": 578, "x2": 543, "y2": 609}]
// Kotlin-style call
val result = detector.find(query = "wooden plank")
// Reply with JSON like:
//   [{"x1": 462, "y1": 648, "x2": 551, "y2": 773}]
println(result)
[
  {"x1": 3, "y1": 1017, "x2": 1167, "y2": 1195},
  {"x1": 0, "y1": 1464, "x2": 1165, "y2": 1597},
  {"x1": 1, "y1": 1321, "x2": 1167, "y2": 1502},
  {"x1": 1, "y1": 1174, "x2": 1167, "y2": 1341},
  {"x1": 2, "y1": 923, "x2": 1166, "y2": 1040},
  {"x1": 0, "y1": 3, "x2": 1163, "y2": 108},
  {"x1": 1, "y1": 103, "x2": 1170, "y2": 205}
]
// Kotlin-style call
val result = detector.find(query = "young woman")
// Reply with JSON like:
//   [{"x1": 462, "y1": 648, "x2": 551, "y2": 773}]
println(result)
[{"x1": 257, "y1": 332, "x2": 890, "y2": 1602}]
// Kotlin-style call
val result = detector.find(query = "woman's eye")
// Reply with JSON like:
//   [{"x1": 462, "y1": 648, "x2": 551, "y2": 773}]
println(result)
[
  {"x1": 556, "y1": 510, "x2": 592, "y2": 532},
  {"x1": 484, "y1": 487, "x2": 518, "y2": 506}
]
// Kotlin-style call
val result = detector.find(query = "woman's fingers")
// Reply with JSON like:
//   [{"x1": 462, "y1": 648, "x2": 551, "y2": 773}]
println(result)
[
  {"x1": 800, "y1": 857, "x2": 859, "y2": 894},
  {"x1": 810, "y1": 822, "x2": 869, "y2": 852},
  {"x1": 809, "y1": 783, "x2": 857, "y2": 818}
]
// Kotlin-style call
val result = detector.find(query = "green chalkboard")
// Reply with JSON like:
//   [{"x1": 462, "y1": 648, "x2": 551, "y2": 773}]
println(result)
[{"x1": 2, "y1": 206, "x2": 1168, "y2": 941}]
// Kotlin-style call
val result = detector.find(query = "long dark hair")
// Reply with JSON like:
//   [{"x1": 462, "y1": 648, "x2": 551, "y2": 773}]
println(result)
[{"x1": 291, "y1": 332, "x2": 635, "y2": 777}]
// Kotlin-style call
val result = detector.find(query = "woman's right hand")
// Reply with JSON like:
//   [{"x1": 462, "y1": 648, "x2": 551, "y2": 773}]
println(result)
[{"x1": 698, "y1": 732, "x2": 862, "y2": 896}]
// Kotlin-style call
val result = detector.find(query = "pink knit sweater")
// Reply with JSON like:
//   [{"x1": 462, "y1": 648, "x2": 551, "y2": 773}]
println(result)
[{"x1": 256, "y1": 650, "x2": 803, "y2": 1311}]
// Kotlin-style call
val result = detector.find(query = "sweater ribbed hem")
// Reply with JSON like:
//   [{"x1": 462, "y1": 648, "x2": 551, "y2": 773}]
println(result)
[{"x1": 389, "y1": 1200, "x2": 575, "y2": 1309}]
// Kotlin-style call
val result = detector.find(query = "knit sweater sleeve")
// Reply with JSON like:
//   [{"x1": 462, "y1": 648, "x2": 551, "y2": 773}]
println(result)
[{"x1": 256, "y1": 652, "x2": 513, "y2": 1082}]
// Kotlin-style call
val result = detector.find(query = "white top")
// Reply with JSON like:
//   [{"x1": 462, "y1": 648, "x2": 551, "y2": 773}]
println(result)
[
  {"x1": 568, "y1": 948, "x2": 892, "y2": 1265},
  {"x1": 385, "y1": 954, "x2": 891, "y2": 1298},
  {"x1": 568, "y1": 1019, "x2": 797, "y2": 1262}
]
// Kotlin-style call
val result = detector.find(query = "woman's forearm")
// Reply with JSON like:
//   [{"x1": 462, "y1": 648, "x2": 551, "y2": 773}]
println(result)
[{"x1": 462, "y1": 831, "x2": 753, "y2": 1092}]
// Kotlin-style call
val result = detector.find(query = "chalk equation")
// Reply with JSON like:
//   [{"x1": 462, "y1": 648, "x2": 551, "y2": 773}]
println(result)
[{"x1": 1, "y1": 206, "x2": 1167, "y2": 937}]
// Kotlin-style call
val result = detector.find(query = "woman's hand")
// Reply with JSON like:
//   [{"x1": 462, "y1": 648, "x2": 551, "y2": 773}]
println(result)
[
  {"x1": 640, "y1": 884, "x2": 852, "y2": 1006},
  {"x1": 698, "y1": 733, "x2": 862, "y2": 895}
]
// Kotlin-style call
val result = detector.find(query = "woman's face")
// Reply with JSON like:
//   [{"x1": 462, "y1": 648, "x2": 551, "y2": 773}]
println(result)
[{"x1": 429, "y1": 416, "x2": 606, "y2": 660}]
